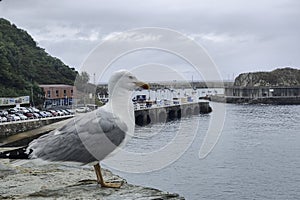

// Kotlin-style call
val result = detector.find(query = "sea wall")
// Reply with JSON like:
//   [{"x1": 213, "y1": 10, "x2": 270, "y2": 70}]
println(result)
[
  {"x1": 0, "y1": 116, "x2": 73, "y2": 138},
  {"x1": 211, "y1": 95, "x2": 300, "y2": 105},
  {"x1": 135, "y1": 102, "x2": 212, "y2": 126}
]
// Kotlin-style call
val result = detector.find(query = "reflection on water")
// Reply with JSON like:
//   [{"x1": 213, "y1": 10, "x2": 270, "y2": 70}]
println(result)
[{"x1": 107, "y1": 103, "x2": 300, "y2": 200}]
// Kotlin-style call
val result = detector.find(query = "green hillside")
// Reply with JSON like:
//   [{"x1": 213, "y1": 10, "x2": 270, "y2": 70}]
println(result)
[{"x1": 0, "y1": 18, "x2": 77, "y2": 103}]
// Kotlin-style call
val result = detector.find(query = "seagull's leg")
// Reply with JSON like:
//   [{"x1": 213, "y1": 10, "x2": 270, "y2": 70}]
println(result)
[{"x1": 94, "y1": 163, "x2": 123, "y2": 188}]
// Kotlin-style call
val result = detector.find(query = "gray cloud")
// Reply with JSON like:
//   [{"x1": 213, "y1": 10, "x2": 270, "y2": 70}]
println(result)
[{"x1": 1, "y1": 0, "x2": 299, "y2": 81}]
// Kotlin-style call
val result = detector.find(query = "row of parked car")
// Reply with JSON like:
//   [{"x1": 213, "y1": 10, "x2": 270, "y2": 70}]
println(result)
[{"x1": 0, "y1": 107, "x2": 75, "y2": 123}]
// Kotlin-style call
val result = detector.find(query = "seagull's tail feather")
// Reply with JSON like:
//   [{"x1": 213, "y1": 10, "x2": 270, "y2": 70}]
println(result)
[{"x1": 0, "y1": 146, "x2": 30, "y2": 160}]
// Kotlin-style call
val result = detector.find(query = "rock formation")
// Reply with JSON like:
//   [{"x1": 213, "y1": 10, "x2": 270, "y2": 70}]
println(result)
[{"x1": 234, "y1": 67, "x2": 300, "y2": 87}]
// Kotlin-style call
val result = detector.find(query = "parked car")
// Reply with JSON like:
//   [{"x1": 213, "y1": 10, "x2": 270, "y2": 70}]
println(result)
[
  {"x1": 32, "y1": 112, "x2": 41, "y2": 118},
  {"x1": 66, "y1": 109, "x2": 75, "y2": 114},
  {"x1": 15, "y1": 107, "x2": 29, "y2": 114},
  {"x1": 76, "y1": 107, "x2": 90, "y2": 113},
  {"x1": 0, "y1": 110, "x2": 8, "y2": 116},
  {"x1": 26, "y1": 108, "x2": 34, "y2": 113},
  {"x1": 27, "y1": 107, "x2": 39, "y2": 113},
  {"x1": 38, "y1": 111, "x2": 48, "y2": 118},
  {"x1": 38, "y1": 111, "x2": 52, "y2": 118},
  {"x1": 15, "y1": 113, "x2": 28, "y2": 120},
  {"x1": 0, "y1": 116, "x2": 8, "y2": 122},
  {"x1": 24, "y1": 112, "x2": 35, "y2": 119},
  {"x1": 7, "y1": 108, "x2": 18, "y2": 114},
  {"x1": 30, "y1": 107, "x2": 40, "y2": 112},
  {"x1": 16, "y1": 113, "x2": 28, "y2": 120},
  {"x1": 55, "y1": 110, "x2": 65, "y2": 116},
  {"x1": 6, "y1": 114, "x2": 21, "y2": 121},
  {"x1": 44, "y1": 111, "x2": 52, "y2": 117},
  {"x1": 60, "y1": 109, "x2": 69, "y2": 115},
  {"x1": 48, "y1": 110, "x2": 58, "y2": 116}
]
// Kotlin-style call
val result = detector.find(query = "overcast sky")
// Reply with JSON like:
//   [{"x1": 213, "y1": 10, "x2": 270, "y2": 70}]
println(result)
[{"x1": 1, "y1": 0, "x2": 300, "y2": 82}]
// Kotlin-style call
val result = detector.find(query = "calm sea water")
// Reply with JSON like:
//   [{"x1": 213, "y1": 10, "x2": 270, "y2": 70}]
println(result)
[{"x1": 108, "y1": 102, "x2": 300, "y2": 200}]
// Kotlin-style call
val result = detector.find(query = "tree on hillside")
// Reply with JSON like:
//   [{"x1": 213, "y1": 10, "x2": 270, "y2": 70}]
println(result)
[
  {"x1": 0, "y1": 18, "x2": 78, "y2": 103},
  {"x1": 75, "y1": 71, "x2": 92, "y2": 92},
  {"x1": 76, "y1": 71, "x2": 90, "y2": 85}
]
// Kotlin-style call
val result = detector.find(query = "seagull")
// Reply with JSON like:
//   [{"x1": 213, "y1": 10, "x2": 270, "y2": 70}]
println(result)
[{"x1": 0, "y1": 70, "x2": 149, "y2": 188}]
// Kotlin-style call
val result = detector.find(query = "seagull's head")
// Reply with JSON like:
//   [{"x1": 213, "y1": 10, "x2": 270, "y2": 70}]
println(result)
[{"x1": 108, "y1": 70, "x2": 149, "y2": 94}]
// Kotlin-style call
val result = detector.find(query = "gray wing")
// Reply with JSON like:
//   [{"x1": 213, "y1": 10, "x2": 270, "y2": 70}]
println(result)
[{"x1": 27, "y1": 108, "x2": 127, "y2": 165}]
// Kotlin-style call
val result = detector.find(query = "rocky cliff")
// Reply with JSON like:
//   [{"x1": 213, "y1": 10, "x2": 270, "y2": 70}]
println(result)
[{"x1": 234, "y1": 67, "x2": 300, "y2": 87}]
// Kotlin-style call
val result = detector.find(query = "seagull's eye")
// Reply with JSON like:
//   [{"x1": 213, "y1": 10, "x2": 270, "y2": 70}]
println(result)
[{"x1": 128, "y1": 75, "x2": 134, "y2": 79}]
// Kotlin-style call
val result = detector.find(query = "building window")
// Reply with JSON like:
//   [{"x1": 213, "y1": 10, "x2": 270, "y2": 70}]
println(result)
[
  {"x1": 56, "y1": 90, "x2": 59, "y2": 97},
  {"x1": 64, "y1": 90, "x2": 67, "y2": 97},
  {"x1": 47, "y1": 90, "x2": 50, "y2": 98}
]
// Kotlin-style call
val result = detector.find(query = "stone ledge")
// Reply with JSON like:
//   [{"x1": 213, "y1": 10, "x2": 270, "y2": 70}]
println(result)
[{"x1": 0, "y1": 159, "x2": 184, "y2": 200}]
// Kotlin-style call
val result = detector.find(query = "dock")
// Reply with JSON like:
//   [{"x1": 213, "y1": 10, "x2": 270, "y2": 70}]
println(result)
[
  {"x1": 211, "y1": 95, "x2": 300, "y2": 104},
  {"x1": 211, "y1": 86, "x2": 300, "y2": 105},
  {"x1": 135, "y1": 101, "x2": 212, "y2": 126}
]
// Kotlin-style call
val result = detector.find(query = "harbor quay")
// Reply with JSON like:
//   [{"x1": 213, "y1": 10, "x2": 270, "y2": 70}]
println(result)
[
  {"x1": 0, "y1": 101, "x2": 212, "y2": 142},
  {"x1": 211, "y1": 86, "x2": 300, "y2": 105},
  {"x1": 135, "y1": 101, "x2": 212, "y2": 126}
]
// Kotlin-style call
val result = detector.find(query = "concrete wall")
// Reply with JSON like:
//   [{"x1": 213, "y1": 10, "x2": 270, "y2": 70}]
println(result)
[
  {"x1": 0, "y1": 116, "x2": 73, "y2": 138},
  {"x1": 225, "y1": 86, "x2": 300, "y2": 98},
  {"x1": 135, "y1": 102, "x2": 212, "y2": 126},
  {"x1": 211, "y1": 95, "x2": 300, "y2": 105}
]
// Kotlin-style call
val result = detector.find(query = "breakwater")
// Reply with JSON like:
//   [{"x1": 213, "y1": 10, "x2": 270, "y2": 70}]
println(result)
[
  {"x1": 135, "y1": 101, "x2": 212, "y2": 126},
  {"x1": 211, "y1": 95, "x2": 300, "y2": 105},
  {"x1": 215, "y1": 85, "x2": 300, "y2": 104}
]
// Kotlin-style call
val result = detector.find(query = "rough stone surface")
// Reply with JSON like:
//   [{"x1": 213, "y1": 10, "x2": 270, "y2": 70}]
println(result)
[
  {"x1": 0, "y1": 159, "x2": 184, "y2": 200},
  {"x1": 234, "y1": 67, "x2": 300, "y2": 87}
]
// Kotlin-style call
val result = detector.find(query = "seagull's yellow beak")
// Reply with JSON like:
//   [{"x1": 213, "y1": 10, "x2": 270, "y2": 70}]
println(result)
[{"x1": 135, "y1": 81, "x2": 150, "y2": 90}]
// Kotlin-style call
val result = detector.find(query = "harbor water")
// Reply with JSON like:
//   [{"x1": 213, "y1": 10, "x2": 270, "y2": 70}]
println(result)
[{"x1": 107, "y1": 102, "x2": 300, "y2": 200}]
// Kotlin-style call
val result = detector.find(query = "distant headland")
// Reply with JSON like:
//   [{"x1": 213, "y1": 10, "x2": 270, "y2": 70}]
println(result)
[
  {"x1": 234, "y1": 67, "x2": 300, "y2": 87},
  {"x1": 212, "y1": 67, "x2": 300, "y2": 104}
]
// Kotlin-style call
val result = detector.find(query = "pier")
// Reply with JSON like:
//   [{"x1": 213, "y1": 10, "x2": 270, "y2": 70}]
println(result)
[
  {"x1": 135, "y1": 101, "x2": 212, "y2": 126},
  {"x1": 211, "y1": 86, "x2": 300, "y2": 104}
]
